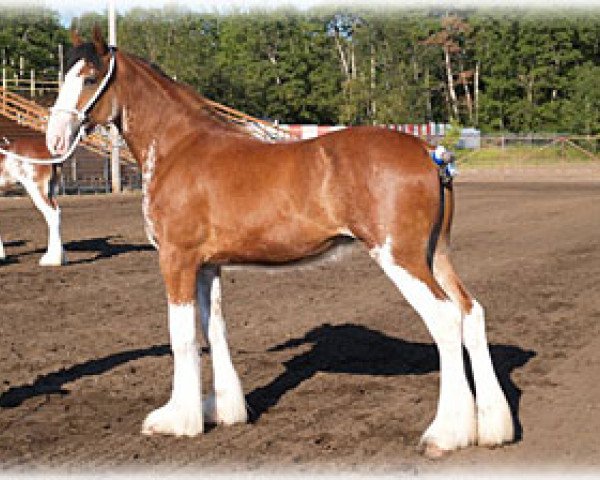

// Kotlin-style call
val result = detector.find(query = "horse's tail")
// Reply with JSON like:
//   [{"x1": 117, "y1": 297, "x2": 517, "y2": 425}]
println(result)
[
  {"x1": 438, "y1": 180, "x2": 454, "y2": 254},
  {"x1": 424, "y1": 142, "x2": 455, "y2": 269}
]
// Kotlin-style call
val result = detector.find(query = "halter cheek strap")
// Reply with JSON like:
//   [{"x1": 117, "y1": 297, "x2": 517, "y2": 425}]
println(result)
[
  {"x1": 50, "y1": 47, "x2": 117, "y2": 123},
  {"x1": 0, "y1": 48, "x2": 117, "y2": 165}
]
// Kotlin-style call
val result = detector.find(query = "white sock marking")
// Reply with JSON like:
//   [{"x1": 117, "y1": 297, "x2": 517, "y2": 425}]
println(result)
[
  {"x1": 370, "y1": 236, "x2": 476, "y2": 452},
  {"x1": 198, "y1": 267, "x2": 247, "y2": 425},
  {"x1": 463, "y1": 300, "x2": 514, "y2": 445},
  {"x1": 5, "y1": 158, "x2": 65, "y2": 265},
  {"x1": 142, "y1": 302, "x2": 203, "y2": 436}
]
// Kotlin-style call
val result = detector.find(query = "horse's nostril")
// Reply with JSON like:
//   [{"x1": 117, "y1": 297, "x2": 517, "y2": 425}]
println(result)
[{"x1": 53, "y1": 136, "x2": 65, "y2": 155}]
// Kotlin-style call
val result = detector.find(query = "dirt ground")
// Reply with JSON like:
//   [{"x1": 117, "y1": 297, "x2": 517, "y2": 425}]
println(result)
[{"x1": 0, "y1": 168, "x2": 599, "y2": 475}]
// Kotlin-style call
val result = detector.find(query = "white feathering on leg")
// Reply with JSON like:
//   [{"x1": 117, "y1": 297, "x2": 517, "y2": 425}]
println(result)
[
  {"x1": 463, "y1": 300, "x2": 514, "y2": 446},
  {"x1": 142, "y1": 302, "x2": 203, "y2": 436},
  {"x1": 370, "y1": 236, "x2": 476, "y2": 455},
  {"x1": 198, "y1": 268, "x2": 247, "y2": 426}
]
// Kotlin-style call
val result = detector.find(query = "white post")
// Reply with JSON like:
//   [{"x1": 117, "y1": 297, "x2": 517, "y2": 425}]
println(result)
[
  {"x1": 58, "y1": 44, "x2": 64, "y2": 88},
  {"x1": 108, "y1": 0, "x2": 121, "y2": 193},
  {"x1": 1, "y1": 51, "x2": 5, "y2": 112},
  {"x1": 30, "y1": 69, "x2": 35, "y2": 97},
  {"x1": 1, "y1": 66, "x2": 5, "y2": 112},
  {"x1": 108, "y1": 0, "x2": 117, "y2": 47}
]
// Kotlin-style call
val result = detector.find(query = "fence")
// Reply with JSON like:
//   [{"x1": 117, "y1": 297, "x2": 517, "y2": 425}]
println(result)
[
  {"x1": 281, "y1": 123, "x2": 482, "y2": 149},
  {"x1": 2, "y1": 79, "x2": 597, "y2": 195},
  {"x1": 458, "y1": 133, "x2": 600, "y2": 167}
]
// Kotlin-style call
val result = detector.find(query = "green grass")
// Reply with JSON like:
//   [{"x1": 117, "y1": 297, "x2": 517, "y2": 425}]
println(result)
[{"x1": 455, "y1": 144, "x2": 599, "y2": 169}]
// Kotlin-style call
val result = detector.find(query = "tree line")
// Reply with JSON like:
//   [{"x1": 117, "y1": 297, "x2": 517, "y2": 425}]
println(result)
[{"x1": 1, "y1": 6, "x2": 599, "y2": 134}]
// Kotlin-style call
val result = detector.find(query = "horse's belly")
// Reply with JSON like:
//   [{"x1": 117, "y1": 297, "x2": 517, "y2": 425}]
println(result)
[{"x1": 206, "y1": 222, "x2": 350, "y2": 265}]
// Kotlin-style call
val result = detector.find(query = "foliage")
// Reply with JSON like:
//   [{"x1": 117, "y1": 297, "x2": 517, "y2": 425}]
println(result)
[
  {"x1": 442, "y1": 118, "x2": 463, "y2": 149},
  {"x1": 1, "y1": 6, "x2": 600, "y2": 134},
  {"x1": 0, "y1": 7, "x2": 67, "y2": 78}
]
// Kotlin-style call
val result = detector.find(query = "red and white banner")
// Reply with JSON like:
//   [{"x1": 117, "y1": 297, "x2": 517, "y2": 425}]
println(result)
[{"x1": 280, "y1": 123, "x2": 449, "y2": 140}]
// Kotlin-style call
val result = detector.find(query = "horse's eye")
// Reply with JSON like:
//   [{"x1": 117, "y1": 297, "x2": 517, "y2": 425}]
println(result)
[{"x1": 84, "y1": 77, "x2": 97, "y2": 86}]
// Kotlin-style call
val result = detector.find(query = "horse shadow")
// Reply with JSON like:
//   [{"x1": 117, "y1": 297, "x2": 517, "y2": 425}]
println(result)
[
  {"x1": 0, "y1": 240, "x2": 28, "y2": 265},
  {"x1": 1, "y1": 323, "x2": 534, "y2": 442},
  {"x1": 0, "y1": 344, "x2": 173, "y2": 408},
  {"x1": 60, "y1": 236, "x2": 155, "y2": 264},
  {"x1": 4, "y1": 240, "x2": 27, "y2": 248},
  {"x1": 245, "y1": 323, "x2": 535, "y2": 441},
  {"x1": 1, "y1": 236, "x2": 152, "y2": 264}
]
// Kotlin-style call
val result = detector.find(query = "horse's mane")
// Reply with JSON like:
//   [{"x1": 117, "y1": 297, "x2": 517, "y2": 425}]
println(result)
[{"x1": 127, "y1": 53, "x2": 253, "y2": 137}]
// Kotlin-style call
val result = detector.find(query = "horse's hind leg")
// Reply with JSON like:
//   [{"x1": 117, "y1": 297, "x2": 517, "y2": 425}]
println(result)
[
  {"x1": 197, "y1": 264, "x2": 247, "y2": 425},
  {"x1": 370, "y1": 235, "x2": 476, "y2": 457},
  {"x1": 433, "y1": 251, "x2": 514, "y2": 447}
]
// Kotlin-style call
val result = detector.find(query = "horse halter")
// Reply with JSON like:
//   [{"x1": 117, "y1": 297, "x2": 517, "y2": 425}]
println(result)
[
  {"x1": 50, "y1": 47, "x2": 117, "y2": 126},
  {"x1": 0, "y1": 47, "x2": 117, "y2": 165}
]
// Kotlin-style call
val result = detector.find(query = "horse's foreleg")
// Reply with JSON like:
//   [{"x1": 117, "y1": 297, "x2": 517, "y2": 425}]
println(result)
[
  {"x1": 370, "y1": 235, "x2": 476, "y2": 457},
  {"x1": 142, "y1": 247, "x2": 203, "y2": 437},
  {"x1": 19, "y1": 173, "x2": 66, "y2": 266},
  {"x1": 198, "y1": 264, "x2": 247, "y2": 425},
  {"x1": 433, "y1": 251, "x2": 514, "y2": 447}
]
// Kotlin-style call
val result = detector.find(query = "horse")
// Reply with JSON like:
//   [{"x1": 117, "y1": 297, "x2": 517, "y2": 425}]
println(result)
[
  {"x1": 0, "y1": 135, "x2": 66, "y2": 265},
  {"x1": 45, "y1": 26, "x2": 513, "y2": 457}
]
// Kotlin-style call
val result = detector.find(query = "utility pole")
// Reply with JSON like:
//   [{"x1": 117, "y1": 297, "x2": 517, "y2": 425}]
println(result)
[
  {"x1": 108, "y1": 0, "x2": 121, "y2": 194},
  {"x1": 58, "y1": 44, "x2": 64, "y2": 88}
]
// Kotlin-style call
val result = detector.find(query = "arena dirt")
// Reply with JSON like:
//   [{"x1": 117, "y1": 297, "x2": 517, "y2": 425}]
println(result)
[{"x1": 0, "y1": 172, "x2": 599, "y2": 474}]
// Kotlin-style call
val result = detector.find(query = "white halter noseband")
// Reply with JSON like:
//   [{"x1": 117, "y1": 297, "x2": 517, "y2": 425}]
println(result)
[{"x1": 0, "y1": 48, "x2": 117, "y2": 165}]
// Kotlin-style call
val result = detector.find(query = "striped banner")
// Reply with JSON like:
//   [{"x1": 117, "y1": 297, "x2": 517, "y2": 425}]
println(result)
[{"x1": 281, "y1": 124, "x2": 452, "y2": 140}]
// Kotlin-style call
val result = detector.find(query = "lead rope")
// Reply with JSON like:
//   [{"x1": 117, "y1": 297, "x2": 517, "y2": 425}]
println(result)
[{"x1": 0, "y1": 49, "x2": 116, "y2": 165}]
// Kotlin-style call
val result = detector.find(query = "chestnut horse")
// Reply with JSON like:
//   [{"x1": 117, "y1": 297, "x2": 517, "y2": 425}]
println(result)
[
  {"x1": 0, "y1": 136, "x2": 66, "y2": 265},
  {"x1": 46, "y1": 27, "x2": 513, "y2": 457}
]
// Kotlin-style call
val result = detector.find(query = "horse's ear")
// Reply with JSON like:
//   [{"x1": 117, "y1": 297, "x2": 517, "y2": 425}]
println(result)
[
  {"x1": 92, "y1": 24, "x2": 108, "y2": 55},
  {"x1": 70, "y1": 28, "x2": 83, "y2": 47}
]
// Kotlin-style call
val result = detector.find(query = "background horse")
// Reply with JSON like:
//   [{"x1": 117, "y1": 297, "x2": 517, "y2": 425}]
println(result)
[
  {"x1": 46, "y1": 27, "x2": 513, "y2": 457},
  {"x1": 0, "y1": 135, "x2": 66, "y2": 265}
]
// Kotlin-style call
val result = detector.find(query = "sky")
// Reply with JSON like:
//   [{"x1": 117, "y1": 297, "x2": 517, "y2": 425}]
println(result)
[{"x1": 2, "y1": 0, "x2": 600, "y2": 26}]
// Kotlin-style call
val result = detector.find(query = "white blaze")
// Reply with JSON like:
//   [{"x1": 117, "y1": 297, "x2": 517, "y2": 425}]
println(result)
[{"x1": 46, "y1": 59, "x2": 85, "y2": 155}]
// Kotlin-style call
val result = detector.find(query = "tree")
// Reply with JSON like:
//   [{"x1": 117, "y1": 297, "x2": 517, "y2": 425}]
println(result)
[{"x1": 0, "y1": 7, "x2": 67, "y2": 80}]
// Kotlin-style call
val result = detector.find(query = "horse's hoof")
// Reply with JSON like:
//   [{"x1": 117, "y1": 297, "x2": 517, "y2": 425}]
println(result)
[
  {"x1": 142, "y1": 401, "x2": 203, "y2": 437},
  {"x1": 418, "y1": 439, "x2": 452, "y2": 459},
  {"x1": 39, "y1": 251, "x2": 67, "y2": 266}
]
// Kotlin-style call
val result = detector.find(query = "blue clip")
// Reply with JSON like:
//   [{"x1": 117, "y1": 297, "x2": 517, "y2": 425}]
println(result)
[{"x1": 431, "y1": 146, "x2": 458, "y2": 183}]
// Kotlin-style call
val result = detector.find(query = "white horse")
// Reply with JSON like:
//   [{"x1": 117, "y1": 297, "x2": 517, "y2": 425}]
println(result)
[{"x1": 0, "y1": 136, "x2": 66, "y2": 265}]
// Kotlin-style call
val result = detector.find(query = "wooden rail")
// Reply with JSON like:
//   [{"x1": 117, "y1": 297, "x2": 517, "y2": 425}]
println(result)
[
  {"x1": 0, "y1": 86, "x2": 291, "y2": 165},
  {"x1": 0, "y1": 86, "x2": 136, "y2": 163}
]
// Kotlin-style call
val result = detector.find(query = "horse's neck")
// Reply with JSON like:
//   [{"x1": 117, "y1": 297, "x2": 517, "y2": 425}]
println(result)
[{"x1": 116, "y1": 54, "x2": 231, "y2": 169}]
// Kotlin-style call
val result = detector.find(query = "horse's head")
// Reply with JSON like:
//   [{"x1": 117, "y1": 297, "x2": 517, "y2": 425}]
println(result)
[{"x1": 46, "y1": 26, "x2": 117, "y2": 155}]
